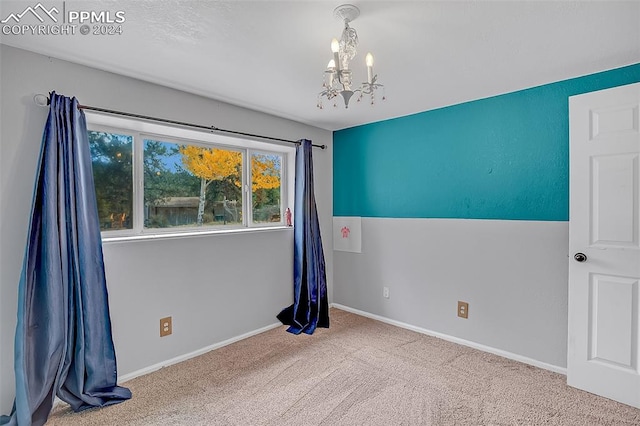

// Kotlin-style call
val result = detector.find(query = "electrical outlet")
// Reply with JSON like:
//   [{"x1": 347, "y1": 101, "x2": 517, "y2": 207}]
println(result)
[
  {"x1": 457, "y1": 301, "x2": 469, "y2": 319},
  {"x1": 383, "y1": 287, "x2": 390, "y2": 298},
  {"x1": 160, "y1": 316, "x2": 172, "y2": 337}
]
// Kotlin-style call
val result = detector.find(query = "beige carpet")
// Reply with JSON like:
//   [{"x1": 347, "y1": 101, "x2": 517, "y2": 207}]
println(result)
[{"x1": 47, "y1": 308, "x2": 639, "y2": 425}]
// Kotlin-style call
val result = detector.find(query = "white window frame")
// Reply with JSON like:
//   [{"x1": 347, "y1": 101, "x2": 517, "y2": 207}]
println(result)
[{"x1": 86, "y1": 112, "x2": 295, "y2": 241}]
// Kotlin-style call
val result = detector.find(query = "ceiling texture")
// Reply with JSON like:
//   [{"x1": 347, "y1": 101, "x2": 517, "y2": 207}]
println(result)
[{"x1": 1, "y1": 0, "x2": 639, "y2": 131}]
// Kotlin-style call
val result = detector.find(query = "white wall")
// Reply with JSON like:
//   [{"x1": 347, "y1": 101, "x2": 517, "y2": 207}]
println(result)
[
  {"x1": 334, "y1": 218, "x2": 569, "y2": 369},
  {"x1": 0, "y1": 45, "x2": 333, "y2": 413}
]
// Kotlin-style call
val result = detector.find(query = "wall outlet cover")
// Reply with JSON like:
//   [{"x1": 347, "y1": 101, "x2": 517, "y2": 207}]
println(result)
[
  {"x1": 160, "y1": 316, "x2": 172, "y2": 337},
  {"x1": 457, "y1": 301, "x2": 469, "y2": 319}
]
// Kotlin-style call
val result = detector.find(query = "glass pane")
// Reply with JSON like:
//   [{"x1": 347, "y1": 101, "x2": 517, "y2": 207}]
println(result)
[
  {"x1": 144, "y1": 139, "x2": 243, "y2": 228},
  {"x1": 251, "y1": 153, "x2": 282, "y2": 223},
  {"x1": 89, "y1": 131, "x2": 133, "y2": 231}
]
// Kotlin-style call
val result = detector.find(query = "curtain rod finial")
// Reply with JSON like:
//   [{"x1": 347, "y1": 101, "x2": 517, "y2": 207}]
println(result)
[{"x1": 34, "y1": 94, "x2": 49, "y2": 107}]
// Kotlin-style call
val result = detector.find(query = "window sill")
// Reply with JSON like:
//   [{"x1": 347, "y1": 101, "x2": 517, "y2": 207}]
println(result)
[{"x1": 101, "y1": 225, "x2": 293, "y2": 244}]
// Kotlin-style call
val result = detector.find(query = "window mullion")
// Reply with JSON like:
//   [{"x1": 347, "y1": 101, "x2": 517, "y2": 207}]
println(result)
[
  {"x1": 244, "y1": 148, "x2": 251, "y2": 227},
  {"x1": 280, "y1": 152, "x2": 287, "y2": 224},
  {"x1": 133, "y1": 132, "x2": 144, "y2": 234}
]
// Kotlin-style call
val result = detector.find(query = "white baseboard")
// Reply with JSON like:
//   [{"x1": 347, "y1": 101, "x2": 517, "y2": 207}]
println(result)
[
  {"x1": 331, "y1": 303, "x2": 567, "y2": 375},
  {"x1": 118, "y1": 322, "x2": 283, "y2": 384}
]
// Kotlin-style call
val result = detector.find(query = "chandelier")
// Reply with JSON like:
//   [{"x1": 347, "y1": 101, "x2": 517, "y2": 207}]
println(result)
[{"x1": 317, "y1": 4, "x2": 385, "y2": 109}]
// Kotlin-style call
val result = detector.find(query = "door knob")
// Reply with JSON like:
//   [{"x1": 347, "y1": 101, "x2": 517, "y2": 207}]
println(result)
[{"x1": 574, "y1": 253, "x2": 587, "y2": 263}]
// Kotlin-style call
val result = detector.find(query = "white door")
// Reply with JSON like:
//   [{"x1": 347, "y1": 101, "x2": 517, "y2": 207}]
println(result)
[{"x1": 568, "y1": 82, "x2": 640, "y2": 408}]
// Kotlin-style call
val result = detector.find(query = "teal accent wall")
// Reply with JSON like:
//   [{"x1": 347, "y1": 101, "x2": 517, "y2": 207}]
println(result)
[{"x1": 334, "y1": 64, "x2": 640, "y2": 221}]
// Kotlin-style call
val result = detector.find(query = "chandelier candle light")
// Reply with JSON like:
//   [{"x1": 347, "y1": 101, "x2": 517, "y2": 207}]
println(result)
[{"x1": 317, "y1": 4, "x2": 385, "y2": 109}]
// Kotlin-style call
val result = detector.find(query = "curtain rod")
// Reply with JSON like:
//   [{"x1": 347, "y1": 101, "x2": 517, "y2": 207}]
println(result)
[{"x1": 33, "y1": 94, "x2": 326, "y2": 150}]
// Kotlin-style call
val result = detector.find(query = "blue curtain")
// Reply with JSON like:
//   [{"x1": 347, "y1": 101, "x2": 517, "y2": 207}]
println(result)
[
  {"x1": 277, "y1": 139, "x2": 329, "y2": 334},
  {"x1": 1, "y1": 92, "x2": 131, "y2": 426}
]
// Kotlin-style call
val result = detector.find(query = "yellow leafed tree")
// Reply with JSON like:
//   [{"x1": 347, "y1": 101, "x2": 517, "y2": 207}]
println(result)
[
  {"x1": 251, "y1": 154, "x2": 280, "y2": 190},
  {"x1": 179, "y1": 146, "x2": 241, "y2": 225},
  {"x1": 179, "y1": 146, "x2": 280, "y2": 225},
  {"x1": 180, "y1": 145, "x2": 242, "y2": 181}
]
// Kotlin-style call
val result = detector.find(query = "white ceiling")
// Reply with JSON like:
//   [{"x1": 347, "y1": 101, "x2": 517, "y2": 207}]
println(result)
[{"x1": 1, "y1": 0, "x2": 639, "y2": 131}]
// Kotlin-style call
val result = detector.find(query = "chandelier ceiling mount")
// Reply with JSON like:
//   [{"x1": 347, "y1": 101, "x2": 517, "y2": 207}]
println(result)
[{"x1": 333, "y1": 4, "x2": 360, "y2": 23}]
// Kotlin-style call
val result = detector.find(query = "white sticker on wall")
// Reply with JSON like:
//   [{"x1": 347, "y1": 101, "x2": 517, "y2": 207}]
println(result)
[{"x1": 333, "y1": 216, "x2": 362, "y2": 253}]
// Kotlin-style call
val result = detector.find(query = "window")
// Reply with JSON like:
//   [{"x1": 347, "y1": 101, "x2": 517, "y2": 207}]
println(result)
[
  {"x1": 87, "y1": 113, "x2": 293, "y2": 238},
  {"x1": 89, "y1": 131, "x2": 133, "y2": 231},
  {"x1": 251, "y1": 152, "x2": 282, "y2": 224},
  {"x1": 142, "y1": 138, "x2": 245, "y2": 229}
]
